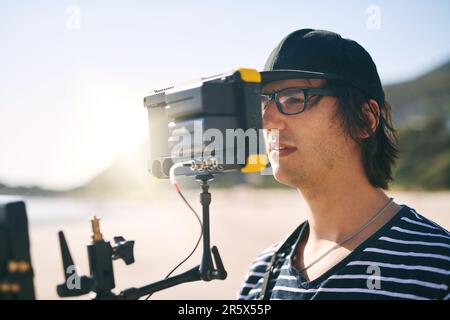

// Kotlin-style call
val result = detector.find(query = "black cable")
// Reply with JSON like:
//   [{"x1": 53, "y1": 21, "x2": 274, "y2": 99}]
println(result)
[{"x1": 144, "y1": 188, "x2": 203, "y2": 300}]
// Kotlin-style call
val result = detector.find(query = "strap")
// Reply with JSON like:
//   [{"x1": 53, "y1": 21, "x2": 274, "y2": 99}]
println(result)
[
  {"x1": 259, "y1": 249, "x2": 278, "y2": 300},
  {"x1": 258, "y1": 222, "x2": 307, "y2": 300}
]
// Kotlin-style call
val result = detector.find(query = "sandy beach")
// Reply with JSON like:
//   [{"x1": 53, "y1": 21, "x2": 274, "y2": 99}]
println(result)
[{"x1": 25, "y1": 187, "x2": 450, "y2": 300}]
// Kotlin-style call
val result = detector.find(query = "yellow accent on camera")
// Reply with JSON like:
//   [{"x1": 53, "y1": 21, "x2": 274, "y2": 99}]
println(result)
[
  {"x1": 241, "y1": 154, "x2": 268, "y2": 173},
  {"x1": 237, "y1": 68, "x2": 261, "y2": 83}
]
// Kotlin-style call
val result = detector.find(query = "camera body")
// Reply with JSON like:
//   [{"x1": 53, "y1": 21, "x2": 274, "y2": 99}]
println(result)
[
  {"x1": 144, "y1": 68, "x2": 268, "y2": 178},
  {"x1": 0, "y1": 197, "x2": 35, "y2": 300}
]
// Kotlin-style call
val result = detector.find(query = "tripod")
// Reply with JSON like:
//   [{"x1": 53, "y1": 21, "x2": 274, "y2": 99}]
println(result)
[{"x1": 56, "y1": 173, "x2": 227, "y2": 300}]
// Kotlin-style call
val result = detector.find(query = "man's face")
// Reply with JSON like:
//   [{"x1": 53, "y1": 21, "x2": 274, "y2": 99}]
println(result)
[{"x1": 262, "y1": 78, "x2": 356, "y2": 188}]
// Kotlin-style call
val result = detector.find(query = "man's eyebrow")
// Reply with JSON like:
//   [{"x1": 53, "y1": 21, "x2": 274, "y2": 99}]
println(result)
[{"x1": 261, "y1": 85, "x2": 316, "y2": 94}]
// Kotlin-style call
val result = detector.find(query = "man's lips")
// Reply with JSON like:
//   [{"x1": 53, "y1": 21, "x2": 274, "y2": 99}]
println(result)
[{"x1": 268, "y1": 142, "x2": 297, "y2": 157}]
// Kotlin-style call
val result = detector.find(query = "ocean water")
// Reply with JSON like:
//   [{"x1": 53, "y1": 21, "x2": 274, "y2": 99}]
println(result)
[{"x1": 19, "y1": 190, "x2": 450, "y2": 228}]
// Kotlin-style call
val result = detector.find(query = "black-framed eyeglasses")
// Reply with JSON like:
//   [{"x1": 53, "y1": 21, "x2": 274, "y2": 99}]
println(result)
[{"x1": 261, "y1": 86, "x2": 337, "y2": 115}]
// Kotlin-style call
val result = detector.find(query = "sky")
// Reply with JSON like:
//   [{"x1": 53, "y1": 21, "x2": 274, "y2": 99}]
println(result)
[{"x1": 1, "y1": 0, "x2": 450, "y2": 190}]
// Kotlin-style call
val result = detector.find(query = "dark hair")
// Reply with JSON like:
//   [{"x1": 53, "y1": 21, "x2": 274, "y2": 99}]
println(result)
[{"x1": 325, "y1": 80, "x2": 399, "y2": 189}]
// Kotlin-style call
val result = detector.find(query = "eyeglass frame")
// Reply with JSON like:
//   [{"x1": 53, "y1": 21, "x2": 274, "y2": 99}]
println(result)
[{"x1": 260, "y1": 86, "x2": 337, "y2": 116}]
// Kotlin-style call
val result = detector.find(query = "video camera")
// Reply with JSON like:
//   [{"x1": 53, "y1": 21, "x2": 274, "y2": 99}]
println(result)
[{"x1": 144, "y1": 68, "x2": 269, "y2": 178}]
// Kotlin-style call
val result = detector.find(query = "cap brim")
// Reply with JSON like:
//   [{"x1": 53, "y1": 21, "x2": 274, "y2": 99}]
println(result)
[{"x1": 260, "y1": 69, "x2": 343, "y2": 86}]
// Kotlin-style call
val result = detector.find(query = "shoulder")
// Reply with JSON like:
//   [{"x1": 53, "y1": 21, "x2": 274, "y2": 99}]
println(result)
[
  {"x1": 387, "y1": 204, "x2": 450, "y2": 243},
  {"x1": 379, "y1": 204, "x2": 450, "y2": 269},
  {"x1": 363, "y1": 204, "x2": 450, "y2": 299}
]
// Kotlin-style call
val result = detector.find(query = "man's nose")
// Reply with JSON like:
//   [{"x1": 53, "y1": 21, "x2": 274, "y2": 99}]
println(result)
[{"x1": 262, "y1": 100, "x2": 286, "y2": 130}]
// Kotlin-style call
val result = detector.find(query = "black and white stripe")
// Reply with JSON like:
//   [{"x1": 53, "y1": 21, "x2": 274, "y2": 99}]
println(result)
[{"x1": 237, "y1": 205, "x2": 450, "y2": 300}]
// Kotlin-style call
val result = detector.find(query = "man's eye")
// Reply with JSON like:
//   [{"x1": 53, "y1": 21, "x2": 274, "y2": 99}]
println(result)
[{"x1": 283, "y1": 97, "x2": 304, "y2": 105}]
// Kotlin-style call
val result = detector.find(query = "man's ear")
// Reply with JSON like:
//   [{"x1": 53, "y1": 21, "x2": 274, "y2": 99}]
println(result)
[{"x1": 360, "y1": 99, "x2": 380, "y2": 139}]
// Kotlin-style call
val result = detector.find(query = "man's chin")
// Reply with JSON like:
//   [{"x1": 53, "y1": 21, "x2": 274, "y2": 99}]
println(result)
[{"x1": 272, "y1": 169, "x2": 298, "y2": 188}]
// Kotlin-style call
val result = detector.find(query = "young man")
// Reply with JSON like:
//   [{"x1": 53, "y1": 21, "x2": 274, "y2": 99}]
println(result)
[{"x1": 238, "y1": 29, "x2": 450, "y2": 300}]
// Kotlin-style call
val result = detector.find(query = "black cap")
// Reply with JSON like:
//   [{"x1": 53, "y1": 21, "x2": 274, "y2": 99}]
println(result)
[{"x1": 261, "y1": 29, "x2": 384, "y2": 105}]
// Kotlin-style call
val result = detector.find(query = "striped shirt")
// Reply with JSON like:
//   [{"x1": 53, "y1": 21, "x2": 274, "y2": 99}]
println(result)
[{"x1": 237, "y1": 205, "x2": 450, "y2": 300}]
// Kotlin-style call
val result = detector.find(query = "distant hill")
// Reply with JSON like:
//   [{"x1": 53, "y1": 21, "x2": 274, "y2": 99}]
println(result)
[
  {"x1": 68, "y1": 143, "x2": 173, "y2": 198},
  {"x1": 0, "y1": 183, "x2": 60, "y2": 197},
  {"x1": 394, "y1": 116, "x2": 450, "y2": 190},
  {"x1": 385, "y1": 61, "x2": 450, "y2": 190},
  {"x1": 385, "y1": 61, "x2": 450, "y2": 126}
]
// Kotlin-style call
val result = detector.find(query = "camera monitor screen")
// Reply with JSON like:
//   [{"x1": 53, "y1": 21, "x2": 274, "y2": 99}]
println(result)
[{"x1": 144, "y1": 68, "x2": 269, "y2": 178}]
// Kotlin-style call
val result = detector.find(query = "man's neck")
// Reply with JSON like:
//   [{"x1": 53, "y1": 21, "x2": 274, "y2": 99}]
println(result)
[{"x1": 296, "y1": 167, "x2": 393, "y2": 243}]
